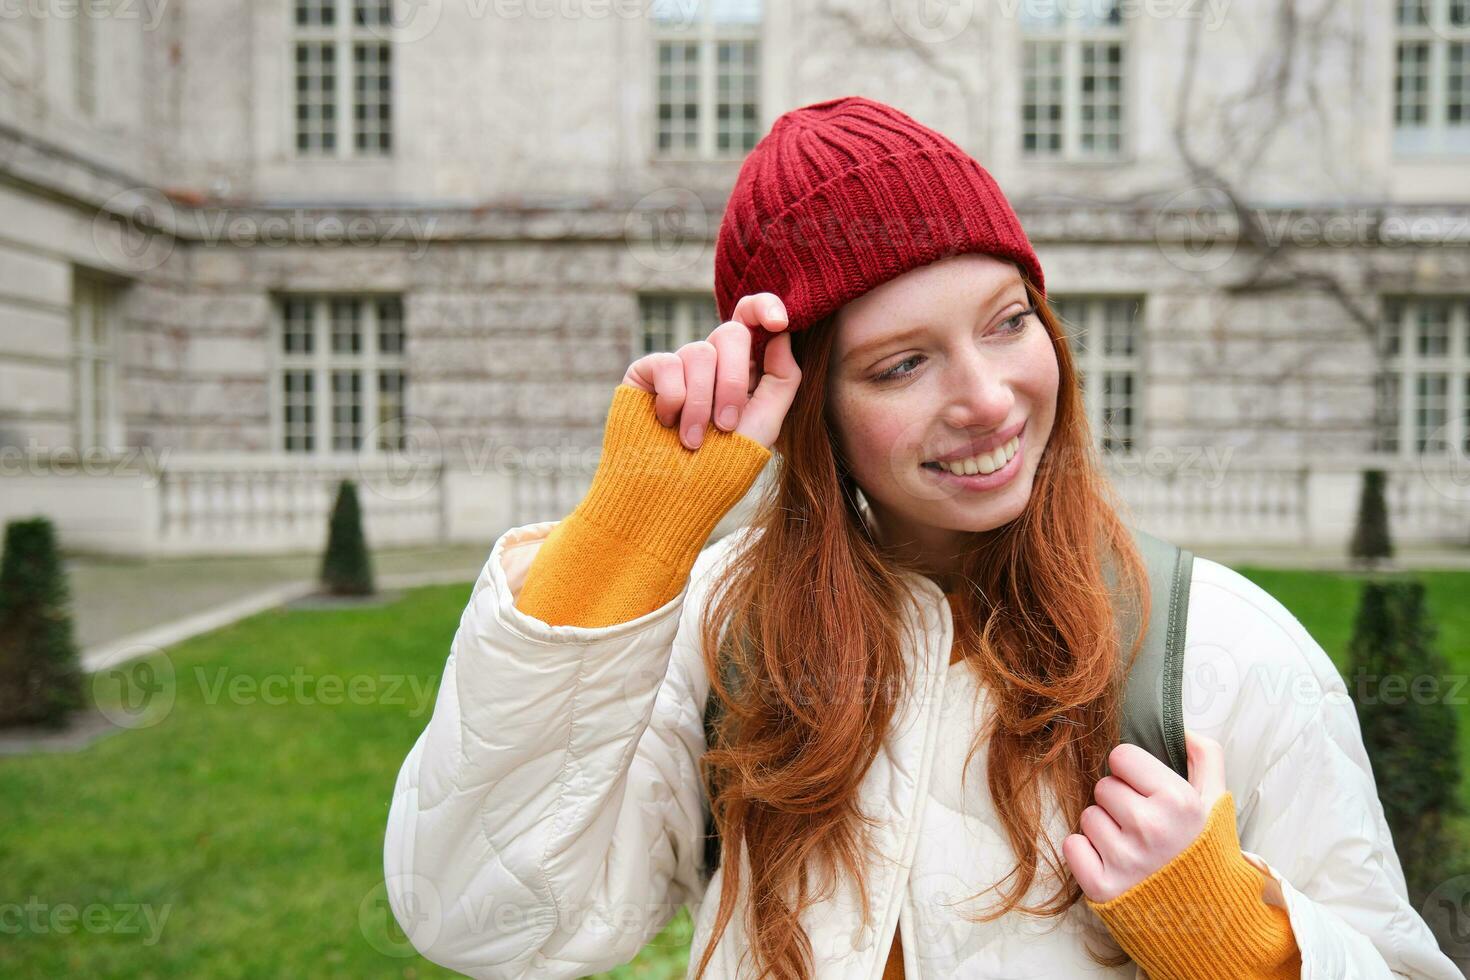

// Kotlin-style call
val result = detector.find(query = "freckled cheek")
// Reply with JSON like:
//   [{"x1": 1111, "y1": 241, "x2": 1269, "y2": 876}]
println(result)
[
  {"x1": 1020, "y1": 336, "x2": 1062, "y2": 437},
  {"x1": 841, "y1": 414, "x2": 921, "y2": 484}
]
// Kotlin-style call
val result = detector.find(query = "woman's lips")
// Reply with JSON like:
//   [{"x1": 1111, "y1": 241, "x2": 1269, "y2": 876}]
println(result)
[
  {"x1": 923, "y1": 418, "x2": 1027, "y2": 466},
  {"x1": 919, "y1": 426, "x2": 1024, "y2": 491}
]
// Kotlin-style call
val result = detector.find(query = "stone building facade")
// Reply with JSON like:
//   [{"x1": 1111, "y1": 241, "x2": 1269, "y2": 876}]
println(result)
[{"x1": 1, "y1": 0, "x2": 1467, "y2": 555}]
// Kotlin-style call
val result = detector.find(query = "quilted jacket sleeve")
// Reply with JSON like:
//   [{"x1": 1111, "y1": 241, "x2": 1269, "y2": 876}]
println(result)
[
  {"x1": 382, "y1": 384, "x2": 769, "y2": 979},
  {"x1": 1181, "y1": 558, "x2": 1462, "y2": 980}
]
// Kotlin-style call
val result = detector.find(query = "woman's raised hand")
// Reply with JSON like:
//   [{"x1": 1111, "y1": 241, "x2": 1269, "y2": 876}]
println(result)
[{"x1": 622, "y1": 292, "x2": 801, "y2": 452}]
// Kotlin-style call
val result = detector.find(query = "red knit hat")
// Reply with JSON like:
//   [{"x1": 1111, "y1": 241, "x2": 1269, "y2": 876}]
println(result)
[{"x1": 714, "y1": 96, "x2": 1044, "y2": 365}]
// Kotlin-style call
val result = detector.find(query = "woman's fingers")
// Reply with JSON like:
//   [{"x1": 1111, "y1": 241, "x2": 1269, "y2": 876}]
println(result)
[
  {"x1": 676, "y1": 340, "x2": 719, "y2": 450},
  {"x1": 736, "y1": 330, "x2": 801, "y2": 449},
  {"x1": 623, "y1": 352, "x2": 686, "y2": 425},
  {"x1": 694, "y1": 293, "x2": 794, "y2": 449},
  {"x1": 1062, "y1": 833, "x2": 1105, "y2": 901},
  {"x1": 707, "y1": 320, "x2": 752, "y2": 432},
  {"x1": 622, "y1": 291, "x2": 797, "y2": 452},
  {"x1": 652, "y1": 353, "x2": 687, "y2": 426},
  {"x1": 1081, "y1": 803, "x2": 1126, "y2": 853},
  {"x1": 1184, "y1": 730, "x2": 1228, "y2": 813},
  {"x1": 730, "y1": 292, "x2": 790, "y2": 335},
  {"x1": 730, "y1": 292, "x2": 790, "y2": 396}
]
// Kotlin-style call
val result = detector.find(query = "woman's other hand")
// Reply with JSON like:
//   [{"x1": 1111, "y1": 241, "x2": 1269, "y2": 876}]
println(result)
[{"x1": 1063, "y1": 730, "x2": 1230, "y2": 903}]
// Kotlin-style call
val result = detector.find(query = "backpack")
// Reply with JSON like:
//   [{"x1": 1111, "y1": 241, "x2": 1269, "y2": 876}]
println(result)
[{"x1": 699, "y1": 526, "x2": 1194, "y2": 883}]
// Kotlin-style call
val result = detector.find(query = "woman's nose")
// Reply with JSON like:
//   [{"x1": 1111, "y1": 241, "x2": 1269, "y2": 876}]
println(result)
[{"x1": 941, "y1": 352, "x2": 1014, "y2": 430}]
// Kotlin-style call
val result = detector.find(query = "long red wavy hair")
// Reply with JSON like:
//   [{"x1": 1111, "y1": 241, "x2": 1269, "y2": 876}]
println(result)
[{"x1": 690, "y1": 275, "x2": 1148, "y2": 979}]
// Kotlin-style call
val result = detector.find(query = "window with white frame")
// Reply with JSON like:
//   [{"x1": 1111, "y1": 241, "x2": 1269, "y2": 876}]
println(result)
[
  {"x1": 1052, "y1": 296, "x2": 1142, "y2": 454},
  {"x1": 293, "y1": 0, "x2": 393, "y2": 157},
  {"x1": 1376, "y1": 297, "x2": 1469, "y2": 455},
  {"x1": 1393, "y1": 0, "x2": 1470, "y2": 154},
  {"x1": 74, "y1": 8, "x2": 96, "y2": 116},
  {"x1": 72, "y1": 274, "x2": 119, "y2": 451},
  {"x1": 277, "y1": 295, "x2": 407, "y2": 453},
  {"x1": 638, "y1": 294, "x2": 719, "y2": 359},
  {"x1": 652, "y1": 0, "x2": 761, "y2": 158},
  {"x1": 1020, "y1": 0, "x2": 1127, "y2": 159}
]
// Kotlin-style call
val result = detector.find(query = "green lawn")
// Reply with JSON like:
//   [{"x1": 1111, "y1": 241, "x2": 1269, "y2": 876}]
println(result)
[
  {"x1": 1234, "y1": 567, "x2": 1470, "y2": 814},
  {"x1": 0, "y1": 583, "x2": 689, "y2": 979},
  {"x1": 0, "y1": 568, "x2": 1463, "y2": 977}
]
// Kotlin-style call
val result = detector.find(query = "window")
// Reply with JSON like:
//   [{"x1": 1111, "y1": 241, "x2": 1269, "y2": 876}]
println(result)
[
  {"x1": 1053, "y1": 296, "x2": 1142, "y2": 453},
  {"x1": 72, "y1": 274, "x2": 119, "y2": 451},
  {"x1": 653, "y1": 0, "x2": 761, "y2": 158},
  {"x1": 638, "y1": 294, "x2": 719, "y2": 359},
  {"x1": 276, "y1": 295, "x2": 407, "y2": 453},
  {"x1": 1394, "y1": 0, "x2": 1470, "y2": 154},
  {"x1": 1376, "y1": 297, "x2": 1470, "y2": 454},
  {"x1": 74, "y1": 8, "x2": 96, "y2": 116},
  {"x1": 1020, "y1": 1, "x2": 1127, "y2": 159},
  {"x1": 293, "y1": 0, "x2": 393, "y2": 156}
]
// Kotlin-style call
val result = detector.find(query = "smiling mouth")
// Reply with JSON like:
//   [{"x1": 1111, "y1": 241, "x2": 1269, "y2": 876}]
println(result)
[{"x1": 920, "y1": 431, "x2": 1022, "y2": 477}]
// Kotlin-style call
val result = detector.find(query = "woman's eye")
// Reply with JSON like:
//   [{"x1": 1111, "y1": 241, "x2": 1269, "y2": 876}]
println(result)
[
  {"x1": 875, "y1": 355, "x2": 923, "y2": 382},
  {"x1": 872, "y1": 310, "x2": 1033, "y2": 382},
  {"x1": 1000, "y1": 307, "x2": 1036, "y2": 335}
]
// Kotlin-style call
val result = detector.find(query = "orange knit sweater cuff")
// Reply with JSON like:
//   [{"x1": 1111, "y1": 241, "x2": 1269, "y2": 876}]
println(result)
[
  {"x1": 514, "y1": 384, "x2": 772, "y2": 628},
  {"x1": 1085, "y1": 791, "x2": 1300, "y2": 979}
]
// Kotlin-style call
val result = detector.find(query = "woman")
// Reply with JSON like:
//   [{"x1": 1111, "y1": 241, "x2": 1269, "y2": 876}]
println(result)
[{"x1": 383, "y1": 97, "x2": 1458, "y2": 979}]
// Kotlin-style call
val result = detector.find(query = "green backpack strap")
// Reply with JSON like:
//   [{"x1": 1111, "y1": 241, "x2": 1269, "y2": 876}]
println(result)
[
  {"x1": 1111, "y1": 526, "x2": 1194, "y2": 780},
  {"x1": 698, "y1": 528, "x2": 1195, "y2": 882}
]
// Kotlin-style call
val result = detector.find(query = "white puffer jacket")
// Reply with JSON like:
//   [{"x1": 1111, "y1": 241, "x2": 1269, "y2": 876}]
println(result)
[{"x1": 383, "y1": 520, "x2": 1461, "y2": 979}]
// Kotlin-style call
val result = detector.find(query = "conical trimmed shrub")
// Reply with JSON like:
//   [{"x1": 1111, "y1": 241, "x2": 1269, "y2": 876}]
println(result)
[
  {"x1": 0, "y1": 517, "x2": 85, "y2": 729},
  {"x1": 320, "y1": 480, "x2": 375, "y2": 596},
  {"x1": 1349, "y1": 469, "x2": 1393, "y2": 566},
  {"x1": 1347, "y1": 579, "x2": 1463, "y2": 908}
]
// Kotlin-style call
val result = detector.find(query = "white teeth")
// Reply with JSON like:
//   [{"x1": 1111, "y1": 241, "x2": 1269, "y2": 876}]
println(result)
[{"x1": 930, "y1": 436, "x2": 1019, "y2": 476}]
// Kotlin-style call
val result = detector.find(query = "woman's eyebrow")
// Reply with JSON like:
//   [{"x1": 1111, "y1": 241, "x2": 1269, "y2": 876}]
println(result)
[
  {"x1": 842, "y1": 324, "x2": 931, "y2": 365},
  {"x1": 841, "y1": 279, "x2": 1025, "y2": 366}
]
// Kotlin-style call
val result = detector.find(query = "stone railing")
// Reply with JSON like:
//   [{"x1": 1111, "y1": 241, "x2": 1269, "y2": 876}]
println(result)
[
  {"x1": 2, "y1": 449, "x2": 1465, "y2": 556},
  {"x1": 491, "y1": 452, "x2": 1468, "y2": 550},
  {"x1": 154, "y1": 454, "x2": 446, "y2": 555},
  {"x1": 1105, "y1": 458, "x2": 1310, "y2": 546},
  {"x1": 1103, "y1": 453, "x2": 1470, "y2": 549}
]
